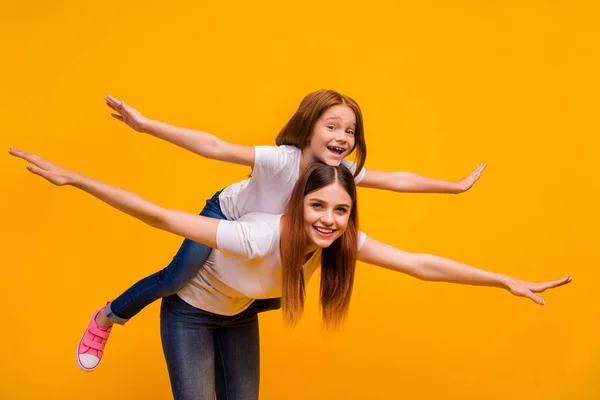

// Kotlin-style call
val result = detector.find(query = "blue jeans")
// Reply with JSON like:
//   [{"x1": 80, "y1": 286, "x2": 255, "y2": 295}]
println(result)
[
  {"x1": 105, "y1": 191, "x2": 227, "y2": 324},
  {"x1": 161, "y1": 294, "x2": 272, "y2": 400}
]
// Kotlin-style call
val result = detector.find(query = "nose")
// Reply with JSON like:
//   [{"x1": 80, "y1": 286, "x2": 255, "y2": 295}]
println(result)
[
  {"x1": 334, "y1": 130, "x2": 347, "y2": 143},
  {"x1": 320, "y1": 210, "x2": 335, "y2": 226}
]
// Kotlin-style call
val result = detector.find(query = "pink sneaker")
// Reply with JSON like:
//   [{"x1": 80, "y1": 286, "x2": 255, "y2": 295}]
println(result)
[{"x1": 76, "y1": 306, "x2": 112, "y2": 372}]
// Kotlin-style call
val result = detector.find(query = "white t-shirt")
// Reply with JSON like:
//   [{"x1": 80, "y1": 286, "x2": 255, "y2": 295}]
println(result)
[
  {"x1": 177, "y1": 213, "x2": 367, "y2": 316},
  {"x1": 218, "y1": 145, "x2": 366, "y2": 220}
]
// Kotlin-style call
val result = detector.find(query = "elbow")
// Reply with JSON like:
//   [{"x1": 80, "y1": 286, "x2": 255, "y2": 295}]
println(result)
[
  {"x1": 413, "y1": 253, "x2": 442, "y2": 281},
  {"x1": 205, "y1": 138, "x2": 225, "y2": 160},
  {"x1": 143, "y1": 208, "x2": 170, "y2": 231}
]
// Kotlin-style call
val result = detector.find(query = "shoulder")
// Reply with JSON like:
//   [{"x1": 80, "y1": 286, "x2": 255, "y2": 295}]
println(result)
[
  {"x1": 358, "y1": 231, "x2": 367, "y2": 250},
  {"x1": 217, "y1": 213, "x2": 282, "y2": 259},
  {"x1": 254, "y1": 145, "x2": 300, "y2": 172},
  {"x1": 341, "y1": 159, "x2": 367, "y2": 183},
  {"x1": 237, "y1": 212, "x2": 282, "y2": 229},
  {"x1": 255, "y1": 145, "x2": 299, "y2": 157}
]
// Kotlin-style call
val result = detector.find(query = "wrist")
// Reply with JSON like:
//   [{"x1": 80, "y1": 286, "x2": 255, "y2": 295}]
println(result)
[
  {"x1": 497, "y1": 274, "x2": 516, "y2": 290},
  {"x1": 450, "y1": 182, "x2": 464, "y2": 194},
  {"x1": 139, "y1": 118, "x2": 154, "y2": 134},
  {"x1": 67, "y1": 171, "x2": 84, "y2": 187}
]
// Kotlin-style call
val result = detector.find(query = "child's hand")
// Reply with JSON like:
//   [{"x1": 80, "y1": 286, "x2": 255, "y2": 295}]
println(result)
[
  {"x1": 504, "y1": 275, "x2": 572, "y2": 305},
  {"x1": 8, "y1": 148, "x2": 74, "y2": 186},
  {"x1": 456, "y1": 163, "x2": 486, "y2": 193},
  {"x1": 105, "y1": 94, "x2": 149, "y2": 133}
]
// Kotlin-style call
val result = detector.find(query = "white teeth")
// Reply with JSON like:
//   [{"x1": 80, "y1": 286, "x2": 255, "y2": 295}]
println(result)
[{"x1": 314, "y1": 226, "x2": 334, "y2": 234}]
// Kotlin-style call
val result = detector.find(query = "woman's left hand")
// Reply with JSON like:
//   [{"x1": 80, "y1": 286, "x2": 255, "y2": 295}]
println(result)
[
  {"x1": 456, "y1": 163, "x2": 487, "y2": 193},
  {"x1": 8, "y1": 148, "x2": 74, "y2": 186},
  {"x1": 505, "y1": 275, "x2": 572, "y2": 305}
]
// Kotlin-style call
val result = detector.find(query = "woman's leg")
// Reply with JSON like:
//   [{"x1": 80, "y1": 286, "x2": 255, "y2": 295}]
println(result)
[
  {"x1": 161, "y1": 294, "x2": 217, "y2": 400},
  {"x1": 214, "y1": 303, "x2": 261, "y2": 400}
]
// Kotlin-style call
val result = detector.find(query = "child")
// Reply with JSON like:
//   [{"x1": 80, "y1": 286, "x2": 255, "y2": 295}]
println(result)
[{"x1": 82, "y1": 89, "x2": 485, "y2": 371}]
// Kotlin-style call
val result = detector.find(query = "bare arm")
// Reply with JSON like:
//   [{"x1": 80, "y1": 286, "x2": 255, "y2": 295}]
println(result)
[
  {"x1": 105, "y1": 95, "x2": 255, "y2": 166},
  {"x1": 9, "y1": 148, "x2": 220, "y2": 249},
  {"x1": 358, "y1": 163, "x2": 486, "y2": 194},
  {"x1": 357, "y1": 236, "x2": 571, "y2": 304}
]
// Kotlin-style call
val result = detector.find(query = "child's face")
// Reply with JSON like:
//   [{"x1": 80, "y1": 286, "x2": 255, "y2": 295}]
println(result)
[
  {"x1": 303, "y1": 181, "x2": 352, "y2": 250},
  {"x1": 305, "y1": 105, "x2": 356, "y2": 166}
]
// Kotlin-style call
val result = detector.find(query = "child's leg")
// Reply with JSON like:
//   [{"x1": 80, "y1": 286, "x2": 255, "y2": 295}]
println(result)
[
  {"x1": 106, "y1": 191, "x2": 225, "y2": 325},
  {"x1": 76, "y1": 191, "x2": 225, "y2": 371},
  {"x1": 105, "y1": 237, "x2": 214, "y2": 324}
]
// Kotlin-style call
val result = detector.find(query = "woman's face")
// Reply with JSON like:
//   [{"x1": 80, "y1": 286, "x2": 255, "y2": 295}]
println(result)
[
  {"x1": 304, "y1": 104, "x2": 357, "y2": 166},
  {"x1": 303, "y1": 181, "x2": 352, "y2": 249}
]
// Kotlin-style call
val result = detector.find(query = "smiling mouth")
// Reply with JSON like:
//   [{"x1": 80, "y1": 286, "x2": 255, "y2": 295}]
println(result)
[
  {"x1": 327, "y1": 146, "x2": 345, "y2": 156},
  {"x1": 313, "y1": 226, "x2": 336, "y2": 237}
]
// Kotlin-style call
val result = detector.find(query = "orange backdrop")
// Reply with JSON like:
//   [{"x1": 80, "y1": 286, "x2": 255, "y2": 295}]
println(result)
[{"x1": 1, "y1": 1, "x2": 597, "y2": 399}]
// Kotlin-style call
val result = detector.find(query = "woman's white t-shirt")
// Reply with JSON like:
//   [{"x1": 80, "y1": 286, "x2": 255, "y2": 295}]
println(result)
[
  {"x1": 177, "y1": 213, "x2": 367, "y2": 315},
  {"x1": 177, "y1": 145, "x2": 366, "y2": 315}
]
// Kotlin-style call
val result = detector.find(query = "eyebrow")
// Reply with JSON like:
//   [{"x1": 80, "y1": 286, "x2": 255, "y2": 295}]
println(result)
[
  {"x1": 308, "y1": 198, "x2": 351, "y2": 208},
  {"x1": 325, "y1": 116, "x2": 356, "y2": 126}
]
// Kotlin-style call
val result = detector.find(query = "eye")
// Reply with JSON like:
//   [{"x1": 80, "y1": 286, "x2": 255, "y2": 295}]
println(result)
[
  {"x1": 327, "y1": 125, "x2": 335, "y2": 130},
  {"x1": 336, "y1": 207, "x2": 349, "y2": 214},
  {"x1": 311, "y1": 203, "x2": 324, "y2": 209},
  {"x1": 346, "y1": 129, "x2": 355, "y2": 135}
]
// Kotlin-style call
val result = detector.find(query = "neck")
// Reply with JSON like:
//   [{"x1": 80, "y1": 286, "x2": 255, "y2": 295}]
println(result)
[{"x1": 298, "y1": 148, "x2": 318, "y2": 176}]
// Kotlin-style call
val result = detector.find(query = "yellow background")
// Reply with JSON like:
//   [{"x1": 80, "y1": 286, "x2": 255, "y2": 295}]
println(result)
[{"x1": 1, "y1": 1, "x2": 597, "y2": 399}]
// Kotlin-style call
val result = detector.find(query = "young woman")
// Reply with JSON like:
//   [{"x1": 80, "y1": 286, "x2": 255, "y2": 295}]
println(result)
[
  {"x1": 10, "y1": 148, "x2": 570, "y2": 400},
  {"x1": 78, "y1": 90, "x2": 487, "y2": 370}
]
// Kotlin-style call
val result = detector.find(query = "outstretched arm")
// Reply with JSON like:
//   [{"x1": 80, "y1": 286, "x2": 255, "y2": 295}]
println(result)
[
  {"x1": 357, "y1": 236, "x2": 571, "y2": 305},
  {"x1": 9, "y1": 148, "x2": 220, "y2": 248},
  {"x1": 358, "y1": 163, "x2": 486, "y2": 194},
  {"x1": 105, "y1": 94, "x2": 255, "y2": 166}
]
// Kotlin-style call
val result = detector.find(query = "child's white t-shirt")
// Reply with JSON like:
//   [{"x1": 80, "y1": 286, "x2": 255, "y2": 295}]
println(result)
[
  {"x1": 218, "y1": 145, "x2": 366, "y2": 220},
  {"x1": 177, "y1": 212, "x2": 367, "y2": 316}
]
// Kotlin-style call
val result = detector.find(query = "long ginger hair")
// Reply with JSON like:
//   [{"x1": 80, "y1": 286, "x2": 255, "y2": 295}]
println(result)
[
  {"x1": 280, "y1": 162, "x2": 359, "y2": 329},
  {"x1": 276, "y1": 89, "x2": 367, "y2": 179}
]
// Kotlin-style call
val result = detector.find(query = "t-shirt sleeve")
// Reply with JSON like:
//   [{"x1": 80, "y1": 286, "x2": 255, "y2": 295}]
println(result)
[
  {"x1": 357, "y1": 231, "x2": 367, "y2": 250},
  {"x1": 341, "y1": 160, "x2": 367, "y2": 184},
  {"x1": 252, "y1": 145, "x2": 289, "y2": 179},
  {"x1": 216, "y1": 218, "x2": 276, "y2": 260}
]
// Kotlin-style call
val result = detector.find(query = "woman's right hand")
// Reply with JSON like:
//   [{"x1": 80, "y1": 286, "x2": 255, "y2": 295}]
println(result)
[
  {"x1": 105, "y1": 94, "x2": 149, "y2": 133},
  {"x1": 8, "y1": 148, "x2": 75, "y2": 186}
]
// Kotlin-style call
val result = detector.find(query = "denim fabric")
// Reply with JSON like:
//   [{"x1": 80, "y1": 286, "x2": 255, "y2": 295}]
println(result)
[{"x1": 161, "y1": 294, "x2": 267, "y2": 400}]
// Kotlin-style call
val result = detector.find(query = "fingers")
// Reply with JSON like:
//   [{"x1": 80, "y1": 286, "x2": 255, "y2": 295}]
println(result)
[
  {"x1": 464, "y1": 163, "x2": 486, "y2": 181},
  {"x1": 106, "y1": 101, "x2": 121, "y2": 113},
  {"x1": 8, "y1": 148, "x2": 44, "y2": 167},
  {"x1": 111, "y1": 113, "x2": 124, "y2": 121},
  {"x1": 105, "y1": 94, "x2": 121, "y2": 106},
  {"x1": 105, "y1": 94, "x2": 123, "y2": 113},
  {"x1": 8, "y1": 148, "x2": 58, "y2": 173},
  {"x1": 26, "y1": 163, "x2": 50, "y2": 179},
  {"x1": 522, "y1": 290, "x2": 546, "y2": 305},
  {"x1": 473, "y1": 163, "x2": 486, "y2": 175},
  {"x1": 533, "y1": 276, "x2": 572, "y2": 293}
]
